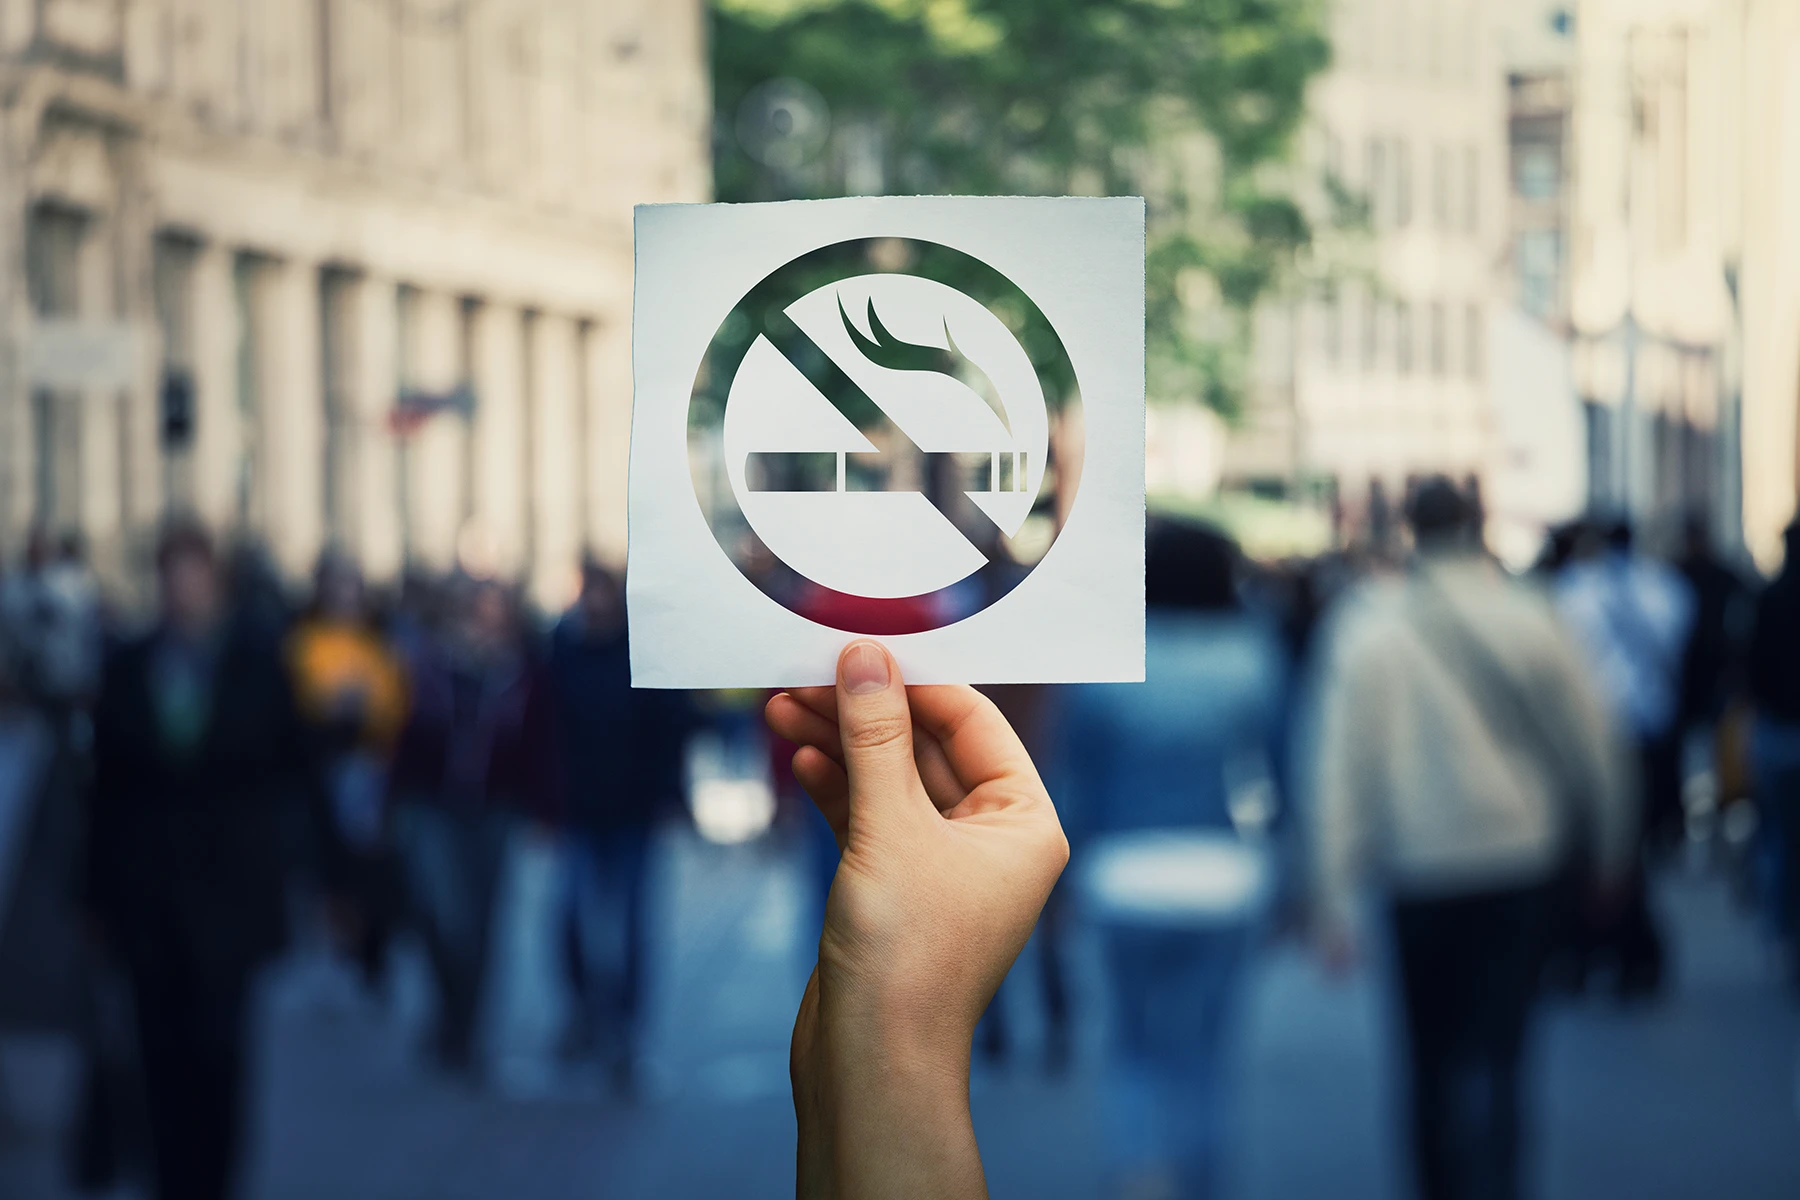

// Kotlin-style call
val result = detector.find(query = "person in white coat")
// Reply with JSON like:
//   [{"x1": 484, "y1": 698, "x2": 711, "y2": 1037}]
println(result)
[{"x1": 1309, "y1": 477, "x2": 1635, "y2": 1200}]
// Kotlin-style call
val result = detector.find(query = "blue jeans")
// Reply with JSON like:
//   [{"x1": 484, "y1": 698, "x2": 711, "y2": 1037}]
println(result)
[
  {"x1": 392, "y1": 803, "x2": 511, "y2": 1065},
  {"x1": 565, "y1": 827, "x2": 652, "y2": 1062},
  {"x1": 1754, "y1": 718, "x2": 1800, "y2": 941},
  {"x1": 1098, "y1": 922, "x2": 1250, "y2": 1198}
]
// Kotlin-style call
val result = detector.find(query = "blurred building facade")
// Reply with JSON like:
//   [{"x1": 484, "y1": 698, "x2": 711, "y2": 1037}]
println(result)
[
  {"x1": 1732, "y1": 0, "x2": 1800, "y2": 568},
  {"x1": 1569, "y1": 0, "x2": 1740, "y2": 550},
  {"x1": 1568, "y1": 0, "x2": 1800, "y2": 567},
  {"x1": 0, "y1": 0, "x2": 708, "y2": 599},
  {"x1": 1481, "y1": 4, "x2": 1587, "y2": 563},
  {"x1": 1504, "y1": 10, "x2": 1574, "y2": 330},
  {"x1": 1226, "y1": 0, "x2": 1509, "y2": 540}
]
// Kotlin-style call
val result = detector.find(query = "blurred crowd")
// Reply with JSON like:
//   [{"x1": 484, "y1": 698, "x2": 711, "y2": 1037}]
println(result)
[
  {"x1": 0, "y1": 486, "x2": 1795, "y2": 1200},
  {"x1": 0, "y1": 527, "x2": 695, "y2": 1199}
]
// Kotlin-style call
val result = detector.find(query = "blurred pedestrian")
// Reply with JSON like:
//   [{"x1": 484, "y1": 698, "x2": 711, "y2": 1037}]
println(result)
[
  {"x1": 1309, "y1": 478, "x2": 1634, "y2": 1200},
  {"x1": 1057, "y1": 518, "x2": 1284, "y2": 1198},
  {"x1": 86, "y1": 521, "x2": 317, "y2": 1200},
  {"x1": 548, "y1": 563, "x2": 686, "y2": 1091},
  {"x1": 1674, "y1": 513, "x2": 1753, "y2": 734},
  {"x1": 288, "y1": 552, "x2": 409, "y2": 988},
  {"x1": 1555, "y1": 520, "x2": 1696, "y2": 857},
  {"x1": 387, "y1": 578, "x2": 558, "y2": 1075},
  {"x1": 0, "y1": 529, "x2": 102, "y2": 749},
  {"x1": 1749, "y1": 519, "x2": 1800, "y2": 988},
  {"x1": 0, "y1": 622, "x2": 51, "y2": 990}
]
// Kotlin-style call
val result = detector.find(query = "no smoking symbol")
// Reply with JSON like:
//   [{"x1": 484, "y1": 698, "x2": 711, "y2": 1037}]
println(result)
[{"x1": 687, "y1": 237, "x2": 1084, "y2": 634}]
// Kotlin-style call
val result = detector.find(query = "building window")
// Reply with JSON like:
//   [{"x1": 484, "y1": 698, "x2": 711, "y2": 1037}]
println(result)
[
  {"x1": 1366, "y1": 137, "x2": 1387, "y2": 227},
  {"x1": 232, "y1": 255, "x2": 269, "y2": 527},
  {"x1": 1395, "y1": 301, "x2": 1414, "y2": 376},
  {"x1": 1322, "y1": 292, "x2": 1342, "y2": 366},
  {"x1": 575, "y1": 318, "x2": 595, "y2": 554},
  {"x1": 1514, "y1": 143, "x2": 1560, "y2": 201},
  {"x1": 1433, "y1": 143, "x2": 1452, "y2": 229},
  {"x1": 395, "y1": 284, "x2": 421, "y2": 390},
  {"x1": 1361, "y1": 288, "x2": 1380, "y2": 371},
  {"x1": 1465, "y1": 302, "x2": 1485, "y2": 379},
  {"x1": 25, "y1": 205, "x2": 87, "y2": 531},
  {"x1": 1515, "y1": 230, "x2": 1563, "y2": 319},
  {"x1": 316, "y1": 0, "x2": 334, "y2": 123},
  {"x1": 1395, "y1": 139, "x2": 1413, "y2": 228},
  {"x1": 1463, "y1": 144, "x2": 1480, "y2": 234},
  {"x1": 153, "y1": 236, "x2": 199, "y2": 375},
  {"x1": 394, "y1": 284, "x2": 420, "y2": 563},
  {"x1": 154, "y1": 235, "x2": 201, "y2": 509},
  {"x1": 1429, "y1": 302, "x2": 1447, "y2": 376}
]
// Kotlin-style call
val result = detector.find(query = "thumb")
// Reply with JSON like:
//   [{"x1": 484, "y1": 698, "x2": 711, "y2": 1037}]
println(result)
[{"x1": 835, "y1": 640, "x2": 926, "y2": 834}]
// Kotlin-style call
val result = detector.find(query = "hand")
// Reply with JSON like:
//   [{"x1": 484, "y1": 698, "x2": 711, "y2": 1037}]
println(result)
[{"x1": 766, "y1": 641, "x2": 1068, "y2": 1200}]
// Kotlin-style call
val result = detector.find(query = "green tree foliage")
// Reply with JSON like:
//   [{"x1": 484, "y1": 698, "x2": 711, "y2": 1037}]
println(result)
[{"x1": 712, "y1": 0, "x2": 1333, "y2": 413}]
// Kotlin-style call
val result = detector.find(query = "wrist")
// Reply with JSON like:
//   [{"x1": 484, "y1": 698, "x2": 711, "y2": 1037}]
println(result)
[
  {"x1": 794, "y1": 976, "x2": 982, "y2": 1199},
  {"x1": 803, "y1": 991, "x2": 972, "y2": 1111}
]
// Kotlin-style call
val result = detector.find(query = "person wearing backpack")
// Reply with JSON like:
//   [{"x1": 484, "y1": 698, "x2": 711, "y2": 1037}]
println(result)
[{"x1": 1308, "y1": 477, "x2": 1636, "y2": 1200}]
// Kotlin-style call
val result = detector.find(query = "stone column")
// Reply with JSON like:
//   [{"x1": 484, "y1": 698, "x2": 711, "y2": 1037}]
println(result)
[
  {"x1": 469, "y1": 300, "x2": 526, "y2": 579},
  {"x1": 1738, "y1": 0, "x2": 1800, "y2": 567},
  {"x1": 0, "y1": 0, "x2": 37, "y2": 55},
  {"x1": 584, "y1": 310, "x2": 632, "y2": 567},
  {"x1": 525, "y1": 311, "x2": 579, "y2": 609},
  {"x1": 75, "y1": 211, "x2": 122, "y2": 567}
]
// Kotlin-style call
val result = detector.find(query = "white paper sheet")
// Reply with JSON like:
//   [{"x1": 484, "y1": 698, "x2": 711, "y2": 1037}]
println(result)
[{"x1": 628, "y1": 195, "x2": 1145, "y2": 688}]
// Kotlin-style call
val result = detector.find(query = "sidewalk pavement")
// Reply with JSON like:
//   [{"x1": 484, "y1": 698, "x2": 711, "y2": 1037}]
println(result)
[{"x1": 1, "y1": 826, "x2": 1796, "y2": 1199}]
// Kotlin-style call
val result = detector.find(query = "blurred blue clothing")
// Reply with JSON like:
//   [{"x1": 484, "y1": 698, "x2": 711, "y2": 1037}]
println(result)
[
  {"x1": 547, "y1": 614, "x2": 641, "y2": 832},
  {"x1": 1102, "y1": 924, "x2": 1250, "y2": 1199},
  {"x1": 392, "y1": 802, "x2": 510, "y2": 1068},
  {"x1": 547, "y1": 612, "x2": 693, "y2": 833},
  {"x1": 565, "y1": 827, "x2": 652, "y2": 1064},
  {"x1": 1058, "y1": 612, "x2": 1284, "y2": 842},
  {"x1": 1554, "y1": 550, "x2": 1695, "y2": 741},
  {"x1": 1055, "y1": 612, "x2": 1283, "y2": 1196}
]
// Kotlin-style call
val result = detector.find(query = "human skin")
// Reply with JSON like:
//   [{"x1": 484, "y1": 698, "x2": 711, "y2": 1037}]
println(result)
[{"x1": 766, "y1": 641, "x2": 1069, "y2": 1200}]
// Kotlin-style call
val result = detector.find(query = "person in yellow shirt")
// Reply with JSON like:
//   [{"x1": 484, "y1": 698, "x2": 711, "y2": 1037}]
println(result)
[{"x1": 288, "y1": 552, "x2": 408, "y2": 986}]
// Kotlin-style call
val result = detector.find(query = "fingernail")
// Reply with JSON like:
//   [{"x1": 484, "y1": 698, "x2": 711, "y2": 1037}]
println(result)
[{"x1": 841, "y1": 641, "x2": 890, "y2": 695}]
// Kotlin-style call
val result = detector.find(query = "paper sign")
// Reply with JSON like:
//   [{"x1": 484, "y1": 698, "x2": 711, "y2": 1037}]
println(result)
[{"x1": 628, "y1": 195, "x2": 1145, "y2": 688}]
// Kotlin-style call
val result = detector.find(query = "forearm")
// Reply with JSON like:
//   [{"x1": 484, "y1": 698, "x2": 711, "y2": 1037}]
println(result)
[{"x1": 793, "y1": 974, "x2": 986, "y2": 1200}]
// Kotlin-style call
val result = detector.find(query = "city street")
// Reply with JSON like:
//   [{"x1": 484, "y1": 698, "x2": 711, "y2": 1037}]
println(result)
[{"x1": 2, "y1": 824, "x2": 1797, "y2": 1199}]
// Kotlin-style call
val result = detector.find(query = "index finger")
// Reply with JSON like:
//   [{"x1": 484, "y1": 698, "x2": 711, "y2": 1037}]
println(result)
[
  {"x1": 905, "y1": 685, "x2": 1038, "y2": 792},
  {"x1": 786, "y1": 682, "x2": 1040, "y2": 793},
  {"x1": 785, "y1": 685, "x2": 838, "y2": 723}
]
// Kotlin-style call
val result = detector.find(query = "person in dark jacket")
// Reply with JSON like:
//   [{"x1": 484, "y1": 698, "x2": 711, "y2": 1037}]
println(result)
[
  {"x1": 1676, "y1": 513, "x2": 1753, "y2": 732},
  {"x1": 548, "y1": 563, "x2": 687, "y2": 1090},
  {"x1": 387, "y1": 576, "x2": 558, "y2": 1074},
  {"x1": 86, "y1": 521, "x2": 317, "y2": 1200},
  {"x1": 1750, "y1": 519, "x2": 1800, "y2": 986}
]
